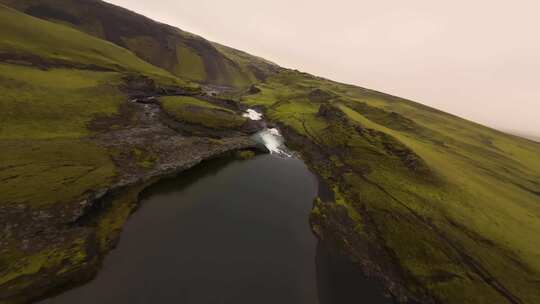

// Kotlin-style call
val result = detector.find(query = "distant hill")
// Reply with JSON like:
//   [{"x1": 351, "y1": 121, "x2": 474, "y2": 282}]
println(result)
[{"x1": 0, "y1": 0, "x2": 279, "y2": 87}]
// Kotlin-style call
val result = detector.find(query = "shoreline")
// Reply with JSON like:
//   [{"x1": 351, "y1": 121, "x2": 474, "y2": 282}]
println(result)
[{"x1": 10, "y1": 141, "x2": 264, "y2": 304}]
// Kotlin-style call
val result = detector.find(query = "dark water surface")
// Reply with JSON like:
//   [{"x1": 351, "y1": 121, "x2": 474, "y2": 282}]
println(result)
[{"x1": 43, "y1": 155, "x2": 392, "y2": 304}]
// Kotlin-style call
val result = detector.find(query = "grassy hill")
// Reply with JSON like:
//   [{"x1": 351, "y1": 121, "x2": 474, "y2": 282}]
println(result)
[
  {"x1": 242, "y1": 71, "x2": 540, "y2": 303},
  {"x1": 0, "y1": 4, "x2": 200, "y2": 303},
  {"x1": 0, "y1": 0, "x2": 279, "y2": 87},
  {"x1": 0, "y1": 1, "x2": 539, "y2": 304},
  {"x1": 0, "y1": 2, "x2": 191, "y2": 207}
]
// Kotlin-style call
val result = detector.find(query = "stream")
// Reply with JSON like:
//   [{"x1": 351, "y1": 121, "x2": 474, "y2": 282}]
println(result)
[{"x1": 41, "y1": 110, "x2": 393, "y2": 304}]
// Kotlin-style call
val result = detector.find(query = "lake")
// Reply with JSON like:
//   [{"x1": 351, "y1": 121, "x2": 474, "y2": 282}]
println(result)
[{"x1": 42, "y1": 154, "x2": 392, "y2": 304}]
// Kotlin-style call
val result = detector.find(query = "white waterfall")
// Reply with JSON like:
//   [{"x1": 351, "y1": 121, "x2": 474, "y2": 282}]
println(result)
[{"x1": 243, "y1": 109, "x2": 292, "y2": 157}]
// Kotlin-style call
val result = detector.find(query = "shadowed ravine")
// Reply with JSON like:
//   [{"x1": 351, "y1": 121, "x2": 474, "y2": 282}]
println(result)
[{"x1": 40, "y1": 155, "x2": 392, "y2": 304}]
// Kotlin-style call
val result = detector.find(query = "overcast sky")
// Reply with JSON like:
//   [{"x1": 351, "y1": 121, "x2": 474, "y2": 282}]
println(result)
[{"x1": 109, "y1": 0, "x2": 539, "y2": 138}]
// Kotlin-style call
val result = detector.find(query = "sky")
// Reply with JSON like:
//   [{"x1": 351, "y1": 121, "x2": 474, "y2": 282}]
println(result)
[{"x1": 108, "y1": 0, "x2": 539, "y2": 138}]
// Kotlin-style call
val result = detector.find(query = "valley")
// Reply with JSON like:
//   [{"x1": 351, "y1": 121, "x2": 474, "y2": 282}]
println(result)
[{"x1": 0, "y1": 1, "x2": 539, "y2": 304}]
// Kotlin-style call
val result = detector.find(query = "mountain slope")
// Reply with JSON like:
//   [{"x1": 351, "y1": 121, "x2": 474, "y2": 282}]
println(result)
[
  {"x1": 242, "y1": 71, "x2": 540, "y2": 303},
  {"x1": 0, "y1": 0, "x2": 279, "y2": 87},
  {"x1": 0, "y1": 4, "x2": 258, "y2": 303},
  {"x1": 0, "y1": 2, "x2": 539, "y2": 304}
]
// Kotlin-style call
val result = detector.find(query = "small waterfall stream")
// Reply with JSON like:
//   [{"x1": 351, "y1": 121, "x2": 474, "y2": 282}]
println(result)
[
  {"x1": 243, "y1": 108, "x2": 292, "y2": 157},
  {"x1": 254, "y1": 128, "x2": 292, "y2": 157}
]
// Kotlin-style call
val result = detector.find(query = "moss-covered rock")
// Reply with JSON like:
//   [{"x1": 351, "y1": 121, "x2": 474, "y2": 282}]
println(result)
[
  {"x1": 161, "y1": 96, "x2": 247, "y2": 130},
  {"x1": 236, "y1": 150, "x2": 256, "y2": 160}
]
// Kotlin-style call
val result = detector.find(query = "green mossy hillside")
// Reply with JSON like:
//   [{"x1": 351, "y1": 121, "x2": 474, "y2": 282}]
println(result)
[
  {"x1": 0, "y1": 3, "x2": 194, "y2": 210},
  {"x1": 0, "y1": 63, "x2": 121, "y2": 209},
  {"x1": 242, "y1": 70, "x2": 540, "y2": 303},
  {"x1": 0, "y1": 5, "x2": 202, "y2": 301},
  {"x1": 161, "y1": 96, "x2": 247, "y2": 130},
  {"x1": 0, "y1": 139, "x2": 116, "y2": 209},
  {"x1": 0, "y1": 64, "x2": 123, "y2": 139}
]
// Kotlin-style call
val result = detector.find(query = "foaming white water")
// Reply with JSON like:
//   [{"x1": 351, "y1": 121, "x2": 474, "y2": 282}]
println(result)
[
  {"x1": 256, "y1": 128, "x2": 292, "y2": 157},
  {"x1": 268, "y1": 128, "x2": 281, "y2": 136},
  {"x1": 242, "y1": 109, "x2": 263, "y2": 120},
  {"x1": 242, "y1": 109, "x2": 292, "y2": 157}
]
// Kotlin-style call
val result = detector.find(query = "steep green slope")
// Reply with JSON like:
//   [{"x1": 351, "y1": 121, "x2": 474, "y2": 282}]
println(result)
[
  {"x1": 0, "y1": 3, "x2": 189, "y2": 207},
  {"x1": 242, "y1": 70, "x2": 540, "y2": 303},
  {"x1": 0, "y1": 0, "x2": 279, "y2": 87},
  {"x1": 0, "y1": 5, "x2": 202, "y2": 303},
  {"x1": 161, "y1": 96, "x2": 247, "y2": 130}
]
